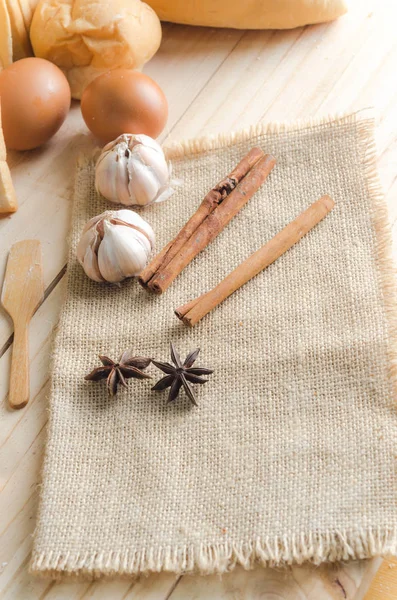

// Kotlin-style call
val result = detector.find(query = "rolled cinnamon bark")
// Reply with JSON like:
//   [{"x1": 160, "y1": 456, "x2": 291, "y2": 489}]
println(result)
[
  {"x1": 137, "y1": 239, "x2": 174, "y2": 287},
  {"x1": 176, "y1": 195, "x2": 335, "y2": 326},
  {"x1": 139, "y1": 147, "x2": 265, "y2": 288},
  {"x1": 145, "y1": 153, "x2": 276, "y2": 294}
]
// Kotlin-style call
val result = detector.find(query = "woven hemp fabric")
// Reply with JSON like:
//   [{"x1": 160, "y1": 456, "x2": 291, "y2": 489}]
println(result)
[{"x1": 31, "y1": 112, "x2": 397, "y2": 578}]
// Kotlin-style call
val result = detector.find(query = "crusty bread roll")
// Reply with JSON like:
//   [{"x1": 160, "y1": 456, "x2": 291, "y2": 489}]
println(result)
[
  {"x1": 146, "y1": 0, "x2": 347, "y2": 29},
  {"x1": 0, "y1": 0, "x2": 40, "y2": 66},
  {"x1": 0, "y1": 0, "x2": 13, "y2": 68},
  {"x1": 5, "y1": 0, "x2": 33, "y2": 60},
  {"x1": 30, "y1": 0, "x2": 162, "y2": 99}
]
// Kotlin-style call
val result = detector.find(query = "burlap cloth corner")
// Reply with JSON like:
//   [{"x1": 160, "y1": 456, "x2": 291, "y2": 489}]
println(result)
[{"x1": 31, "y1": 111, "x2": 397, "y2": 579}]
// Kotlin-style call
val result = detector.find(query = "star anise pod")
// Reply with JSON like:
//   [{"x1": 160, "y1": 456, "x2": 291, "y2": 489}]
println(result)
[
  {"x1": 152, "y1": 342, "x2": 213, "y2": 406},
  {"x1": 85, "y1": 350, "x2": 151, "y2": 396}
]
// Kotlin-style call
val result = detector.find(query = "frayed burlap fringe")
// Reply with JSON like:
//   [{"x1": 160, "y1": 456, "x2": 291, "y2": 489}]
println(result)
[
  {"x1": 30, "y1": 528, "x2": 397, "y2": 581},
  {"x1": 163, "y1": 109, "x2": 373, "y2": 158},
  {"x1": 31, "y1": 110, "x2": 397, "y2": 580},
  {"x1": 356, "y1": 116, "x2": 397, "y2": 398}
]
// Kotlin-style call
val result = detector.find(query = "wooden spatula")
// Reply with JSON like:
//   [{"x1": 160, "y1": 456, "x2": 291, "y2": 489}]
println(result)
[{"x1": 1, "y1": 240, "x2": 44, "y2": 409}]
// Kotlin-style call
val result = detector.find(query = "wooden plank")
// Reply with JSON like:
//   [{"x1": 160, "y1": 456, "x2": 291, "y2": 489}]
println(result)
[
  {"x1": 122, "y1": 574, "x2": 180, "y2": 599},
  {"x1": 0, "y1": 434, "x2": 45, "y2": 597},
  {"x1": 364, "y1": 558, "x2": 397, "y2": 600},
  {"x1": 42, "y1": 573, "x2": 179, "y2": 600},
  {"x1": 0, "y1": 111, "x2": 90, "y2": 348},
  {"x1": 353, "y1": 559, "x2": 385, "y2": 600},
  {"x1": 168, "y1": 561, "x2": 377, "y2": 600},
  {"x1": 0, "y1": 277, "x2": 66, "y2": 456},
  {"x1": 145, "y1": 24, "x2": 245, "y2": 137}
]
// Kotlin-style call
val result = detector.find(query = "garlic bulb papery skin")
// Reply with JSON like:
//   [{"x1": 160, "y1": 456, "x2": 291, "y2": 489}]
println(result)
[
  {"x1": 95, "y1": 133, "x2": 179, "y2": 207},
  {"x1": 77, "y1": 209, "x2": 155, "y2": 283}
]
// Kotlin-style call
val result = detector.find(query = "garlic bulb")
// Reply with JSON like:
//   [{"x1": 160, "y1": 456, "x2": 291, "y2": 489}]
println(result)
[
  {"x1": 95, "y1": 133, "x2": 178, "y2": 207},
  {"x1": 77, "y1": 209, "x2": 155, "y2": 283}
]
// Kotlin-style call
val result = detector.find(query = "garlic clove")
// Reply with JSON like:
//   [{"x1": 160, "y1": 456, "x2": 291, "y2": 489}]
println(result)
[
  {"x1": 76, "y1": 227, "x2": 96, "y2": 264},
  {"x1": 115, "y1": 156, "x2": 132, "y2": 206},
  {"x1": 95, "y1": 150, "x2": 131, "y2": 206},
  {"x1": 133, "y1": 133, "x2": 161, "y2": 153},
  {"x1": 127, "y1": 156, "x2": 160, "y2": 206},
  {"x1": 82, "y1": 244, "x2": 104, "y2": 283},
  {"x1": 98, "y1": 221, "x2": 149, "y2": 282},
  {"x1": 114, "y1": 209, "x2": 155, "y2": 248},
  {"x1": 138, "y1": 145, "x2": 170, "y2": 185},
  {"x1": 97, "y1": 221, "x2": 126, "y2": 283},
  {"x1": 114, "y1": 226, "x2": 152, "y2": 274},
  {"x1": 81, "y1": 213, "x2": 105, "y2": 235},
  {"x1": 77, "y1": 228, "x2": 104, "y2": 282}
]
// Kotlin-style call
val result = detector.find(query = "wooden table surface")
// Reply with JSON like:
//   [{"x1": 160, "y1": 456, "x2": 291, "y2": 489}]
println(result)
[{"x1": 0, "y1": 1, "x2": 396, "y2": 598}]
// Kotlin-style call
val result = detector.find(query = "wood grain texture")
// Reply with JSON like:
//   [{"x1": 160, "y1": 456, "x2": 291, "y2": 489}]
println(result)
[
  {"x1": 170, "y1": 561, "x2": 382, "y2": 600},
  {"x1": 364, "y1": 558, "x2": 397, "y2": 600},
  {"x1": 0, "y1": 0, "x2": 395, "y2": 596}
]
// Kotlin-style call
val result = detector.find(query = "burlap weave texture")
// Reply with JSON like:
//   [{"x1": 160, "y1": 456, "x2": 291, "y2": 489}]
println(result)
[{"x1": 31, "y1": 112, "x2": 397, "y2": 579}]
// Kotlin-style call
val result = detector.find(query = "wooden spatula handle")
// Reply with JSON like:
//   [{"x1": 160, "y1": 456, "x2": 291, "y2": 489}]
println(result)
[{"x1": 9, "y1": 323, "x2": 29, "y2": 409}]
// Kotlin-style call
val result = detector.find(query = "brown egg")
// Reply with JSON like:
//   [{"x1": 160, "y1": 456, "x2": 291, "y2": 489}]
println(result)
[
  {"x1": 0, "y1": 57, "x2": 71, "y2": 151},
  {"x1": 81, "y1": 70, "x2": 168, "y2": 143}
]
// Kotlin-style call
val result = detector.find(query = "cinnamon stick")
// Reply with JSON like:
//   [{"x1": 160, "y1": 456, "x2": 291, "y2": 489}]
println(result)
[
  {"x1": 143, "y1": 153, "x2": 276, "y2": 294},
  {"x1": 137, "y1": 239, "x2": 174, "y2": 287},
  {"x1": 175, "y1": 195, "x2": 335, "y2": 326},
  {"x1": 139, "y1": 147, "x2": 265, "y2": 288}
]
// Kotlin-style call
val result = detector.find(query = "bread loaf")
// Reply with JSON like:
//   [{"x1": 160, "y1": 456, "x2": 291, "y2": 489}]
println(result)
[
  {"x1": 5, "y1": 0, "x2": 33, "y2": 60},
  {"x1": 0, "y1": 101, "x2": 17, "y2": 213},
  {"x1": 30, "y1": 0, "x2": 162, "y2": 99},
  {"x1": 0, "y1": 0, "x2": 13, "y2": 68},
  {"x1": 146, "y1": 0, "x2": 347, "y2": 29}
]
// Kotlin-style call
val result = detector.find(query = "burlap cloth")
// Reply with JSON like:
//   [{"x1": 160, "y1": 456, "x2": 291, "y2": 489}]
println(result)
[{"x1": 31, "y1": 112, "x2": 397, "y2": 579}]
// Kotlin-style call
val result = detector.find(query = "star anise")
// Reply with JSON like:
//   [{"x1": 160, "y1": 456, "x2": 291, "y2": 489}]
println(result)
[
  {"x1": 85, "y1": 350, "x2": 151, "y2": 396},
  {"x1": 152, "y1": 342, "x2": 213, "y2": 405}
]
